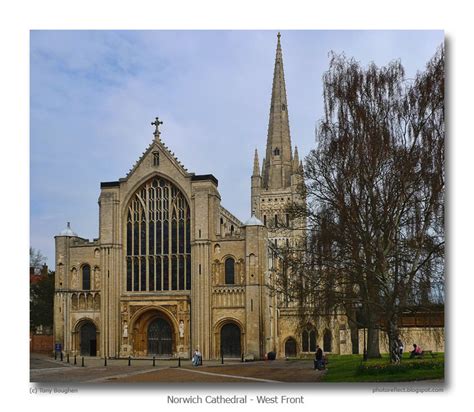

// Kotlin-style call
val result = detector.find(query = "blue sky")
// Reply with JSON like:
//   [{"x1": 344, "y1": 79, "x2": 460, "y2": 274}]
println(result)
[{"x1": 30, "y1": 30, "x2": 444, "y2": 265}]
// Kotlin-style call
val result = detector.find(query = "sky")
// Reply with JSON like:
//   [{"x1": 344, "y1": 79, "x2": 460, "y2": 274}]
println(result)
[{"x1": 30, "y1": 30, "x2": 444, "y2": 266}]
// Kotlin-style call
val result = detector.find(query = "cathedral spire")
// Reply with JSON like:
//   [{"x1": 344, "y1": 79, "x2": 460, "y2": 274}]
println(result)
[{"x1": 263, "y1": 32, "x2": 293, "y2": 189}]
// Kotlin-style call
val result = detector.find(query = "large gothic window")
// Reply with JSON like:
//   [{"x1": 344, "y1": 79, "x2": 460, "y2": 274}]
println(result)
[{"x1": 126, "y1": 177, "x2": 191, "y2": 292}]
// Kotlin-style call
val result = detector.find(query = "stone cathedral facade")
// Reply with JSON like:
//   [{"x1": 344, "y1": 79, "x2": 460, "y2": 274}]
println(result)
[{"x1": 53, "y1": 34, "x2": 443, "y2": 360}]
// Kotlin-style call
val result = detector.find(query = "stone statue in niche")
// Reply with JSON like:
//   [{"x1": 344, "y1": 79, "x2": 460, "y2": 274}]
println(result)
[
  {"x1": 123, "y1": 322, "x2": 128, "y2": 338},
  {"x1": 179, "y1": 320, "x2": 185, "y2": 338}
]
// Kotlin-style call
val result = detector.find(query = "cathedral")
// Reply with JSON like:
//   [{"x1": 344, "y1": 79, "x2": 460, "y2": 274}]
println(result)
[{"x1": 53, "y1": 33, "x2": 443, "y2": 360}]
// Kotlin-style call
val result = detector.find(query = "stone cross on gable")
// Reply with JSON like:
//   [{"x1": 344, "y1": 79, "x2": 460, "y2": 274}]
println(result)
[{"x1": 151, "y1": 117, "x2": 163, "y2": 137}]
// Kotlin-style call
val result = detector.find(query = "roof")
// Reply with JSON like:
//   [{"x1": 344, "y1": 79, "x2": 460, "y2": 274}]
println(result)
[
  {"x1": 244, "y1": 215, "x2": 264, "y2": 226},
  {"x1": 58, "y1": 222, "x2": 77, "y2": 237}
]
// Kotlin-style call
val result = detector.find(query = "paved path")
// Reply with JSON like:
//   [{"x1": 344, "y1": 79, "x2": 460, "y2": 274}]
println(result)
[{"x1": 30, "y1": 353, "x2": 325, "y2": 384}]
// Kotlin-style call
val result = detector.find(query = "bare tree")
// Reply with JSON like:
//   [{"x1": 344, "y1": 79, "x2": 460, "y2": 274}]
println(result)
[
  {"x1": 30, "y1": 247, "x2": 47, "y2": 273},
  {"x1": 278, "y1": 46, "x2": 444, "y2": 360}
]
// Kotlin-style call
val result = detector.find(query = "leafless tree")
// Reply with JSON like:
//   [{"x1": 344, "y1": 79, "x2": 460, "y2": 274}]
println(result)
[
  {"x1": 277, "y1": 46, "x2": 444, "y2": 360},
  {"x1": 30, "y1": 247, "x2": 47, "y2": 273}
]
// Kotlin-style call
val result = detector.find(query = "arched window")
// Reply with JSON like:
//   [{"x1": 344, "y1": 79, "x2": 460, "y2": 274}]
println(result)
[
  {"x1": 82, "y1": 265, "x2": 91, "y2": 290},
  {"x1": 302, "y1": 327, "x2": 317, "y2": 352},
  {"x1": 273, "y1": 147, "x2": 280, "y2": 156},
  {"x1": 225, "y1": 257, "x2": 235, "y2": 284},
  {"x1": 323, "y1": 329, "x2": 332, "y2": 352},
  {"x1": 126, "y1": 177, "x2": 191, "y2": 292}
]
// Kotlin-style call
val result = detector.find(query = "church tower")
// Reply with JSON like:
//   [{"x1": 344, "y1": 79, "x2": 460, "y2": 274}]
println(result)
[{"x1": 251, "y1": 33, "x2": 304, "y2": 248}]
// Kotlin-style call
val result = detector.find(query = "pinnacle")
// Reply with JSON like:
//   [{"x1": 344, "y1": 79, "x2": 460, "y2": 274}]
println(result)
[{"x1": 253, "y1": 148, "x2": 260, "y2": 176}]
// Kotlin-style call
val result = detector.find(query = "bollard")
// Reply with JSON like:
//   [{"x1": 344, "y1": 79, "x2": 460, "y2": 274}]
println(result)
[
  {"x1": 60, "y1": 352, "x2": 63, "y2": 362},
  {"x1": 67, "y1": 354, "x2": 70, "y2": 363},
  {"x1": 221, "y1": 354, "x2": 224, "y2": 365},
  {"x1": 81, "y1": 357, "x2": 84, "y2": 367},
  {"x1": 54, "y1": 351, "x2": 57, "y2": 360},
  {"x1": 128, "y1": 356, "x2": 131, "y2": 366},
  {"x1": 104, "y1": 357, "x2": 107, "y2": 367},
  {"x1": 241, "y1": 353, "x2": 244, "y2": 363},
  {"x1": 74, "y1": 355, "x2": 77, "y2": 365},
  {"x1": 153, "y1": 356, "x2": 155, "y2": 367},
  {"x1": 178, "y1": 357, "x2": 181, "y2": 367}
]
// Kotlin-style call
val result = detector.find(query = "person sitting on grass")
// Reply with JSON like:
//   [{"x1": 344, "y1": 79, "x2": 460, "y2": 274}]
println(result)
[{"x1": 409, "y1": 343, "x2": 423, "y2": 358}]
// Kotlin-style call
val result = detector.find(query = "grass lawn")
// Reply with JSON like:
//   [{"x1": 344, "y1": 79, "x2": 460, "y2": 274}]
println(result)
[{"x1": 322, "y1": 353, "x2": 444, "y2": 382}]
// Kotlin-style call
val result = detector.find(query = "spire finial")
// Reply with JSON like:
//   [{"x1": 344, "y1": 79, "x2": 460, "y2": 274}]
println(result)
[
  {"x1": 151, "y1": 116, "x2": 163, "y2": 139},
  {"x1": 277, "y1": 32, "x2": 281, "y2": 40}
]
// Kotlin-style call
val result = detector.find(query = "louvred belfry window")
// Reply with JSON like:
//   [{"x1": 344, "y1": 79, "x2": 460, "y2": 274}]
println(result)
[{"x1": 126, "y1": 177, "x2": 191, "y2": 292}]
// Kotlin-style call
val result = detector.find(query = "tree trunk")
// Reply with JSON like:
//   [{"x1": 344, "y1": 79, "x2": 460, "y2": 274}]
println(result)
[
  {"x1": 366, "y1": 307, "x2": 381, "y2": 358},
  {"x1": 348, "y1": 318, "x2": 359, "y2": 354},
  {"x1": 366, "y1": 325, "x2": 381, "y2": 358},
  {"x1": 387, "y1": 316, "x2": 400, "y2": 363}
]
